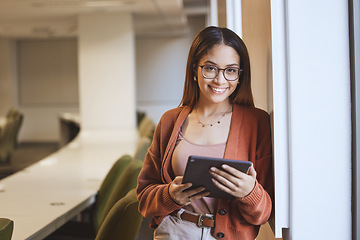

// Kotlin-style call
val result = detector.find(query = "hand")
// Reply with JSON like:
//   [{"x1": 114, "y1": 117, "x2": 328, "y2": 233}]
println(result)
[
  {"x1": 210, "y1": 164, "x2": 256, "y2": 198},
  {"x1": 169, "y1": 176, "x2": 210, "y2": 205}
]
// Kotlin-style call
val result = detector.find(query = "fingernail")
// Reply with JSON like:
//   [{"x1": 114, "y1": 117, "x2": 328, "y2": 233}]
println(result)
[{"x1": 210, "y1": 167, "x2": 216, "y2": 172}]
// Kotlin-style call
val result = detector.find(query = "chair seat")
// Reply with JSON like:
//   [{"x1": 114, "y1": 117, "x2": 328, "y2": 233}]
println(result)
[{"x1": 0, "y1": 218, "x2": 14, "y2": 240}]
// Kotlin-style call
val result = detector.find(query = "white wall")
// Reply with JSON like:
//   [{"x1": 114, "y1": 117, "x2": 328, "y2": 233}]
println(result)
[
  {"x1": 78, "y1": 13, "x2": 136, "y2": 131},
  {"x1": 0, "y1": 16, "x2": 205, "y2": 141},
  {"x1": 0, "y1": 39, "x2": 16, "y2": 115},
  {"x1": 0, "y1": 38, "x2": 80, "y2": 142},
  {"x1": 136, "y1": 16, "x2": 205, "y2": 123},
  {"x1": 271, "y1": 0, "x2": 352, "y2": 239}
]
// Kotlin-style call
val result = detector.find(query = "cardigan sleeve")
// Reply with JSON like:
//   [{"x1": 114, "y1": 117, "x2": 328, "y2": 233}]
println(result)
[{"x1": 136, "y1": 112, "x2": 183, "y2": 218}]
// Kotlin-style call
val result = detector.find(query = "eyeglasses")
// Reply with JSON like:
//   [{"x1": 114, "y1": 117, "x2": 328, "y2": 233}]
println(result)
[{"x1": 199, "y1": 64, "x2": 242, "y2": 81}]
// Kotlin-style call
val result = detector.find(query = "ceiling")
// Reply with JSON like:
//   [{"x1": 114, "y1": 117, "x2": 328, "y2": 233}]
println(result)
[{"x1": 0, "y1": 0, "x2": 208, "y2": 38}]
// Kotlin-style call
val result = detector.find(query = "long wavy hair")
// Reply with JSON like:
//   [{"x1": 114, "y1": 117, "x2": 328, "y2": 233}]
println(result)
[{"x1": 179, "y1": 26, "x2": 254, "y2": 107}]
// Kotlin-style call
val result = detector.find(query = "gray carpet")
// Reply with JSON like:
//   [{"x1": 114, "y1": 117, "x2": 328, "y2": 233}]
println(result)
[{"x1": 0, "y1": 142, "x2": 59, "y2": 179}]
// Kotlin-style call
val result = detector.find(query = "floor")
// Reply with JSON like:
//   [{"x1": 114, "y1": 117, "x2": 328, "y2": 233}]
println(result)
[{"x1": 0, "y1": 142, "x2": 59, "y2": 179}]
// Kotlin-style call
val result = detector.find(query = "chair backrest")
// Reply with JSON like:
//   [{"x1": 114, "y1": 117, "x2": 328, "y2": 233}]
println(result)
[
  {"x1": 134, "y1": 136, "x2": 151, "y2": 161},
  {"x1": 136, "y1": 111, "x2": 146, "y2": 127},
  {"x1": 92, "y1": 154, "x2": 133, "y2": 231},
  {"x1": 0, "y1": 218, "x2": 14, "y2": 240},
  {"x1": 137, "y1": 116, "x2": 155, "y2": 139},
  {"x1": 6, "y1": 108, "x2": 18, "y2": 119},
  {"x1": 5, "y1": 108, "x2": 23, "y2": 149},
  {"x1": 95, "y1": 189, "x2": 142, "y2": 240},
  {"x1": 0, "y1": 119, "x2": 17, "y2": 163},
  {"x1": 96, "y1": 159, "x2": 143, "y2": 231}
]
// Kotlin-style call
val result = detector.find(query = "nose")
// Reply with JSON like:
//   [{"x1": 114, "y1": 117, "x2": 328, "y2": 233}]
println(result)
[{"x1": 214, "y1": 69, "x2": 227, "y2": 84}]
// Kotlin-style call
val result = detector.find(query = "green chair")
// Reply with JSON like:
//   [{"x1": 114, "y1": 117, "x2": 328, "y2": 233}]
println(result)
[
  {"x1": 137, "y1": 116, "x2": 155, "y2": 139},
  {"x1": 6, "y1": 108, "x2": 23, "y2": 149},
  {"x1": 6, "y1": 108, "x2": 18, "y2": 119},
  {"x1": 0, "y1": 218, "x2": 14, "y2": 240},
  {"x1": 95, "y1": 189, "x2": 142, "y2": 240},
  {"x1": 0, "y1": 109, "x2": 24, "y2": 163},
  {"x1": 134, "y1": 136, "x2": 151, "y2": 161},
  {"x1": 93, "y1": 155, "x2": 133, "y2": 232},
  {"x1": 136, "y1": 111, "x2": 146, "y2": 127},
  {"x1": 0, "y1": 119, "x2": 17, "y2": 163},
  {"x1": 47, "y1": 155, "x2": 136, "y2": 239},
  {"x1": 97, "y1": 159, "x2": 143, "y2": 230}
]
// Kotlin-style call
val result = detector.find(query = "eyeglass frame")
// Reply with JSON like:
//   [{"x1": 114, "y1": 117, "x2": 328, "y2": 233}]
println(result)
[{"x1": 198, "y1": 64, "x2": 243, "y2": 81}]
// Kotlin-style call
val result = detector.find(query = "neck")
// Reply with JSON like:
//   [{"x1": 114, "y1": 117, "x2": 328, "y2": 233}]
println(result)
[{"x1": 195, "y1": 101, "x2": 232, "y2": 118}]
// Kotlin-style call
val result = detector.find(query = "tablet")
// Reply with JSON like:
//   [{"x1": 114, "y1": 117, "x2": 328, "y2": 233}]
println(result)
[{"x1": 182, "y1": 155, "x2": 252, "y2": 199}]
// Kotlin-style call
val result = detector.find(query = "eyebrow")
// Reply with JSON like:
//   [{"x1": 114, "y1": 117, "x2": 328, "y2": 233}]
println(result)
[{"x1": 203, "y1": 60, "x2": 239, "y2": 67}]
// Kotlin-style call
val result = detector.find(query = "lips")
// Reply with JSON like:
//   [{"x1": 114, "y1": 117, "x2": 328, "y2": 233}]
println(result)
[{"x1": 209, "y1": 86, "x2": 227, "y2": 94}]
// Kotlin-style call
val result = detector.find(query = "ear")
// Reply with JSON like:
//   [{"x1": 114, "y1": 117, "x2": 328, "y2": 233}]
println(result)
[{"x1": 193, "y1": 67, "x2": 198, "y2": 81}]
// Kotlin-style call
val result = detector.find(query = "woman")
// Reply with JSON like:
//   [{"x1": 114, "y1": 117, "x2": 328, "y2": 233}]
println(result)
[{"x1": 136, "y1": 26, "x2": 273, "y2": 240}]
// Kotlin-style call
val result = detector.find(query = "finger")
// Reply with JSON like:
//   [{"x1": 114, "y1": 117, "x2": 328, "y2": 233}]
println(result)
[
  {"x1": 172, "y1": 176, "x2": 192, "y2": 191},
  {"x1": 221, "y1": 164, "x2": 248, "y2": 178},
  {"x1": 184, "y1": 190, "x2": 210, "y2": 206},
  {"x1": 210, "y1": 169, "x2": 239, "y2": 192},
  {"x1": 184, "y1": 186, "x2": 206, "y2": 196},
  {"x1": 173, "y1": 176, "x2": 183, "y2": 184},
  {"x1": 210, "y1": 166, "x2": 240, "y2": 185},
  {"x1": 247, "y1": 166, "x2": 257, "y2": 178},
  {"x1": 189, "y1": 191, "x2": 210, "y2": 201},
  {"x1": 211, "y1": 177, "x2": 233, "y2": 195}
]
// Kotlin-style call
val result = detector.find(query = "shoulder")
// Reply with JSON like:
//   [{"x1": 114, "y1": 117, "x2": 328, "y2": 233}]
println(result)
[
  {"x1": 159, "y1": 106, "x2": 186, "y2": 123},
  {"x1": 156, "y1": 106, "x2": 190, "y2": 132},
  {"x1": 234, "y1": 104, "x2": 270, "y2": 122}
]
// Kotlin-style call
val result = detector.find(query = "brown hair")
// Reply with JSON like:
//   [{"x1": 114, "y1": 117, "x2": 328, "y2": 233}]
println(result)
[{"x1": 179, "y1": 26, "x2": 254, "y2": 107}]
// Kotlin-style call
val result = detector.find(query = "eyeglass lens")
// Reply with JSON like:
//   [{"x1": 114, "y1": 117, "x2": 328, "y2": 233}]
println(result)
[{"x1": 201, "y1": 65, "x2": 240, "y2": 81}]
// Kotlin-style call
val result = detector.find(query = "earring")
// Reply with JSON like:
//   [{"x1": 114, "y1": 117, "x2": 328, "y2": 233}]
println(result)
[{"x1": 194, "y1": 76, "x2": 197, "y2": 81}]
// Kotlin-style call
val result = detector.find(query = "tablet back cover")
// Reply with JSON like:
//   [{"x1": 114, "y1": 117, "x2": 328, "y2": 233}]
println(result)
[{"x1": 182, "y1": 155, "x2": 252, "y2": 199}]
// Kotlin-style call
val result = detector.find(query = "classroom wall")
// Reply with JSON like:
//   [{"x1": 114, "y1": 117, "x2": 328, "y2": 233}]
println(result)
[
  {"x1": 0, "y1": 39, "x2": 16, "y2": 115},
  {"x1": 136, "y1": 16, "x2": 205, "y2": 123},
  {"x1": 0, "y1": 16, "x2": 205, "y2": 142}
]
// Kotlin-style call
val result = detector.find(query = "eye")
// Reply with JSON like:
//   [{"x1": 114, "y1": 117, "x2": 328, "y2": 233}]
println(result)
[
  {"x1": 204, "y1": 65, "x2": 217, "y2": 72},
  {"x1": 225, "y1": 67, "x2": 238, "y2": 74}
]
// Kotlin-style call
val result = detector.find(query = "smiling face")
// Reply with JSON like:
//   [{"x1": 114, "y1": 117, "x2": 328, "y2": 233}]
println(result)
[{"x1": 196, "y1": 44, "x2": 240, "y2": 106}]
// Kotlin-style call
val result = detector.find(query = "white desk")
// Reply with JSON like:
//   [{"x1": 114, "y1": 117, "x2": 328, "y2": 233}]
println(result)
[{"x1": 0, "y1": 129, "x2": 138, "y2": 240}]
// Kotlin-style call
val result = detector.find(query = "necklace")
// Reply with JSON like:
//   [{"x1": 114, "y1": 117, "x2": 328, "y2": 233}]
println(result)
[{"x1": 196, "y1": 105, "x2": 232, "y2": 127}]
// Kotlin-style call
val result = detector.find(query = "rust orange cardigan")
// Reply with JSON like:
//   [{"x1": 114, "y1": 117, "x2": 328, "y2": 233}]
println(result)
[{"x1": 136, "y1": 104, "x2": 273, "y2": 240}]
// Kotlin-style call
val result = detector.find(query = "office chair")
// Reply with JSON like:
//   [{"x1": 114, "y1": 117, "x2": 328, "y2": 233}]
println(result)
[
  {"x1": 95, "y1": 189, "x2": 142, "y2": 240},
  {"x1": 47, "y1": 155, "x2": 136, "y2": 239},
  {"x1": 97, "y1": 159, "x2": 143, "y2": 230},
  {"x1": 136, "y1": 111, "x2": 146, "y2": 127},
  {"x1": 0, "y1": 118, "x2": 17, "y2": 163},
  {"x1": 0, "y1": 218, "x2": 14, "y2": 240},
  {"x1": 0, "y1": 109, "x2": 24, "y2": 163},
  {"x1": 93, "y1": 154, "x2": 133, "y2": 231},
  {"x1": 137, "y1": 116, "x2": 155, "y2": 139},
  {"x1": 6, "y1": 108, "x2": 24, "y2": 148},
  {"x1": 134, "y1": 136, "x2": 151, "y2": 161}
]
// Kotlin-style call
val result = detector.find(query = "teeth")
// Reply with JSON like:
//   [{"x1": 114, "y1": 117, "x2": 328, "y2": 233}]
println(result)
[{"x1": 211, "y1": 86, "x2": 226, "y2": 93}]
